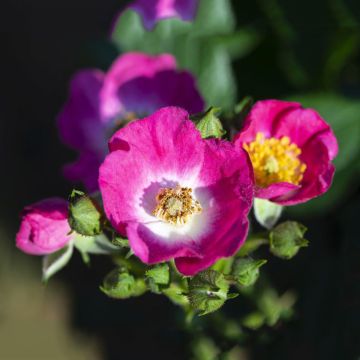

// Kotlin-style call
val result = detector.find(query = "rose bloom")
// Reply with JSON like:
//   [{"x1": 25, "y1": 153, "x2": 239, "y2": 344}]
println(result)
[
  {"x1": 121, "y1": 0, "x2": 199, "y2": 30},
  {"x1": 233, "y1": 100, "x2": 338, "y2": 205},
  {"x1": 58, "y1": 52, "x2": 204, "y2": 192},
  {"x1": 99, "y1": 107, "x2": 253, "y2": 275},
  {"x1": 16, "y1": 198, "x2": 73, "y2": 255}
]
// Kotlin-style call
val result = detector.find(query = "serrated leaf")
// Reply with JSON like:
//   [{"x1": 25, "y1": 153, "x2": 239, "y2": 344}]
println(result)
[
  {"x1": 254, "y1": 198, "x2": 283, "y2": 230},
  {"x1": 42, "y1": 243, "x2": 74, "y2": 282}
]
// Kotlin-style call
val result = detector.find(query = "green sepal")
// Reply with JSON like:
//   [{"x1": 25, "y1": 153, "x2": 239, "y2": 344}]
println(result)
[
  {"x1": 270, "y1": 221, "x2": 308, "y2": 259},
  {"x1": 74, "y1": 234, "x2": 120, "y2": 255},
  {"x1": 231, "y1": 258, "x2": 267, "y2": 287},
  {"x1": 253, "y1": 198, "x2": 283, "y2": 230},
  {"x1": 162, "y1": 283, "x2": 189, "y2": 307},
  {"x1": 187, "y1": 269, "x2": 229, "y2": 316},
  {"x1": 68, "y1": 190, "x2": 103, "y2": 236},
  {"x1": 42, "y1": 242, "x2": 74, "y2": 282},
  {"x1": 145, "y1": 263, "x2": 170, "y2": 293},
  {"x1": 193, "y1": 107, "x2": 226, "y2": 139},
  {"x1": 100, "y1": 269, "x2": 147, "y2": 299}
]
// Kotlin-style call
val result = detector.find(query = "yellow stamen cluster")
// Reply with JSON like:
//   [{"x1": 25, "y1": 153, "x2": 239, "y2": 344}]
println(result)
[
  {"x1": 243, "y1": 132, "x2": 307, "y2": 188},
  {"x1": 153, "y1": 186, "x2": 202, "y2": 226}
]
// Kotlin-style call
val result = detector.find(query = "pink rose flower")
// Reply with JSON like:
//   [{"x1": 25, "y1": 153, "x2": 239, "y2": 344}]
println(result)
[
  {"x1": 124, "y1": 0, "x2": 199, "y2": 30},
  {"x1": 16, "y1": 198, "x2": 73, "y2": 255},
  {"x1": 233, "y1": 100, "x2": 338, "y2": 205},
  {"x1": 57, "y1": 52, "x2": 204, "y2": 192},
  {"x1": 99, "y1": 107, "x2": 254, "y2": 276}
]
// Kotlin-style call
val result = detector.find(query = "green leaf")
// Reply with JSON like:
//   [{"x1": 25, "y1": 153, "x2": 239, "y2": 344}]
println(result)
[
  {"x1": 254, "y1": 198, "x2": 283, "y2": 230},
  {"x1": 42, "y1": 243, "x2": 74, "y2": 282},
  {"x1": 269, "y1": 221, "x2": 308, "y2": 259},
  {"x1": 100, "y1": 269, "x2": 147, "y2": 299},
  {"x1": 68, "y1": 190, "x2": 103, "y2": 236},
  {"x1": 187, "y1": 269, "x2": 229, "y2": 315},
  {"x1": 110, "y1": 0, "x2": 260, "y2": 110},
  {"x1": 194, "y1": 107, "x2": 226, "y2": 139},
  {"x1": 232, "y1": 258, "x2": 267, "y2": 287}
]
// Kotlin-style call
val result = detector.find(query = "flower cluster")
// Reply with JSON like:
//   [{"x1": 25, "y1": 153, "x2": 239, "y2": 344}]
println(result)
[{"x1": 15, "y1": 0, "x2": 338, "y2": 315}]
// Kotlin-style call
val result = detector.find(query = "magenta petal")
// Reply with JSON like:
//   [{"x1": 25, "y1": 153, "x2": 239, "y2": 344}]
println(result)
[
  {"x1": 57, "y1": 70, "x2": 106, "y2": 152},
  {"x1": 100, "y1": 108, "x2": 253, "y2": 274},
  {"x1": 176, "y1": 218, "x2": 249, "y2": 276},
  {"x1": 233, "y1": 100, "x2": 301, "y2": 144},
  {"x1": 100, "y1": 53, "x2": 176, "y2": 120},
  {"x1": 128, "y1": 0, "x2": 199, "y2": 30},
  {"x1": 256, "y1": 182, "x2": 300, "y2": 200},
  {"x1": 273, "y1": 107, "x2": 333, "y2": 148},
  {"x1": 273, "y1": 138, "x2": 335, "y2": 205},
  {"x1": 16, "y1": 198, "x2": 73, "y2": 255}
]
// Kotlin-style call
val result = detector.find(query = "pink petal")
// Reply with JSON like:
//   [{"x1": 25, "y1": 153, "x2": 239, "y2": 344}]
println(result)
[
  {"x1": 233, "y1": 100, "x2": 301, "y2": 144},
  {"x1": 100, "y1": 53, "x2": 176, "y2": 120},
  {"x1": 273, "y1": 138, "x2": 335, "y2": 205},
  {"x1": 16, "y1": 198, "x2": 72, "y2": 255},
  {"x1": 99, "y1": 108, "x2": 254, "y2": 273}
]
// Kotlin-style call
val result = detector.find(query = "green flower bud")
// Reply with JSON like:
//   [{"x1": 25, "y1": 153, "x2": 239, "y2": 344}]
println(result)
[
  {"x1": 100, "y1": 269, "x2": 147, "y2": 299},
  {"x1": 188, "y1": 269, "x2": 229, "y2": 315},
  {"x1": 270, "y1": 221, "x2": 308, "y2": 259},
  {"x1": 68, "y1": 190, "x2": 103, "y2": 236},
  {"x1": 232, "y1": 257, "x2": 267, "y2": 287}
]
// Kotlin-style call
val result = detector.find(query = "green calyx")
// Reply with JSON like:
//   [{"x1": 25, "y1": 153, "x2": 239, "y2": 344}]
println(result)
[{"x1": 68, "y1": 190, "x2": 103, "y2": 236}]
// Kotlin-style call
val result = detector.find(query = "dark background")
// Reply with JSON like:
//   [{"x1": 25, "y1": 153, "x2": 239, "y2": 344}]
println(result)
[{"x1": 1, "y1": 0, "x2": 360, "y2": 359}]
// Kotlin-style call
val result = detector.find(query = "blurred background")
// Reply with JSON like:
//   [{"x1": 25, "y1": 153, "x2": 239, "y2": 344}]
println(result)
[{"x1": 1, "y1": 0, "x2": 360, "y2": 359}]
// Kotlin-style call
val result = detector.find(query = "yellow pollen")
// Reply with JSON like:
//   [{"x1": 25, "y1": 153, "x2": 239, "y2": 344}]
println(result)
[
  {"x1": 152, "y1": 186, "x2": 202, "y2": 226},
  {"x1": 243, "y1": 132, "x2": 307, "y2": 188}
]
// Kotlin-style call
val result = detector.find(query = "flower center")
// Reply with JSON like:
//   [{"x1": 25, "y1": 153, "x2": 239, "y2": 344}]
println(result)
[
  {"x1": 153, "y1": 186, "x2": 202, "y2": 226},
  {"x1": 243, "y1": 132, "x2": 307, "y2": 188}
]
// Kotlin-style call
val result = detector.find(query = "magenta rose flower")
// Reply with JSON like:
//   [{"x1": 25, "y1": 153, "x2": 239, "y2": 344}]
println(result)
[
  {"x1": 233, "y1": 100, "x2": 338, "y2": 206},
  {"x1": 16, "y1": 198, "x2": 73, "y2": 255},
  {"x1": 126, "y1": 0, "x2": 199, "y2": 30},
  {"x1": 99, "y1": 107, "x2": 254, "y2": 276},
  {"x1": 58, "y1": 52, "x2": 204, "y2": 192}
]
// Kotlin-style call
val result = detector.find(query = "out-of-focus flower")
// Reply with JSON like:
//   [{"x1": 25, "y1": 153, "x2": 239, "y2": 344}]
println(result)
[
  {"x1": 58, "y1": 52, "x2": 204, "y2": 192},
  {"x1": 16, "y1": 198, "x2": 73, "y2": 255},
  {"x1": 126, "y1": 0, "x2": 199, "y2": 30},
  {"x1": 99, "y1": 107, "x2": 253, "y2": 276},
  {"x1": 234, "y1": 100, "x2": 338, "y2": 205}
]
